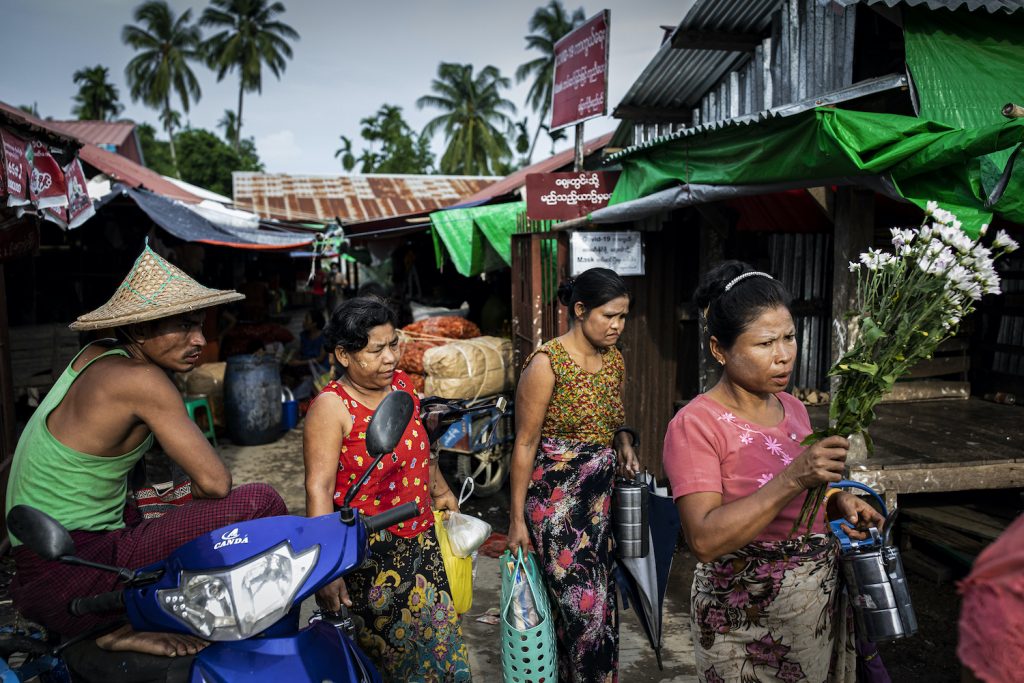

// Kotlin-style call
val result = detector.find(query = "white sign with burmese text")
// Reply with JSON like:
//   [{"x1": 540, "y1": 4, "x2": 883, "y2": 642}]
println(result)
[{"x1": 570, "y1": 231, "x2": 644, "y2": 276}]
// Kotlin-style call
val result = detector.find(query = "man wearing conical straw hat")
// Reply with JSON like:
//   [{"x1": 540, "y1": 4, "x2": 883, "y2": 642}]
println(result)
[{"x1": 5, "y1": 243, "x2": 288, "y2": 663}]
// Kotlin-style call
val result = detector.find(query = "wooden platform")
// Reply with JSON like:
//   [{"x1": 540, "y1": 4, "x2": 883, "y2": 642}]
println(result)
[{"x1": 807, "y1": 398, "x2": 1024, "y2": 509}]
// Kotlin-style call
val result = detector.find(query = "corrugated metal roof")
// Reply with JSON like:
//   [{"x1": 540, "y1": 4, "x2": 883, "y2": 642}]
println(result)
[
  {"x1": 47, "y1": 120, "x2": 136, "y2": 147},
  {"x1": 78, "y1": 144, "x2": 202, "y2": 203},
  {"x1": 835, "y1": 0, "x2": 1022, "y2": 11},
  {"x1": 454, "y1": 133, "x2": 615, "y2": 206},
  {"x1": 613, "y1": 0, "x2": 779, "y2": 119},
  {"x1": 232, "y1": 173, "x2": 498, "y2": 223},
  {"x1": 614, "y1": 0, "x2": 1019, "y2": 123},
  {"x1": 0, "y1": 99, "x2": 200, "y2": 203},
  {"x1": 606, "y1": 73, "x2": 908, "y2": 162}
]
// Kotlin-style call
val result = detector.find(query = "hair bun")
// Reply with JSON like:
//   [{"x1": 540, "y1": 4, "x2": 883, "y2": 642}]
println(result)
[{"x1": 556, "y1": 278, "x2": 576, "y2": 307}]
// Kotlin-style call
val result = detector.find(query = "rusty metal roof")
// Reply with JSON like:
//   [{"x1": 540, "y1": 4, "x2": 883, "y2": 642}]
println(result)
[
  {"x1": 78, "y1": 144, "x2": 202, "y2": 203},
  {"x1": 454, "y1": 133, "x2": 615, "y2": 206},
  {"x1": 47, "y1": 120, "x2": 137, "y2": 147},
  {"x1": 232, "y1": 173, "x2": 498, "y2": 224}
]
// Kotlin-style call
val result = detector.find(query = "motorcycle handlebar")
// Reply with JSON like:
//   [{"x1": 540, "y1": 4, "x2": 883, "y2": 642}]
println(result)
[
  {"x1": 70, "y1": 591, "x2": 124, "y2": 616},
  {"x1": 362, "y1": 502, "x2": 419, "y2": 535}
]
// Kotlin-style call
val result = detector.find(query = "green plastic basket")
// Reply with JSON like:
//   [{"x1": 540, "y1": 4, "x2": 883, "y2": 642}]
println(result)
[{"x1": 500, "y1": 549, "x2": 557, "y2": 683}]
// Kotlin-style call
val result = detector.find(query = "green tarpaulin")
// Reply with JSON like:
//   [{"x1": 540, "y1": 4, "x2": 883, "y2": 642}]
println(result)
[
  {"x1": 429, "y1": 201, "x2": 524, "y2": 277},
  {"x1": 608, "y1": 108, "x2": 1024, "y2": 235},
  {"x1": 904, "y1": 7, "x2": 1024, "y2": 230}
]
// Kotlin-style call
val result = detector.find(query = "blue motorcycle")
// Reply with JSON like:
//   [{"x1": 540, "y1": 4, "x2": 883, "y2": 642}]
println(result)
[{"x1": 6, "y1": 391, "x2": 418, "y2": 683}]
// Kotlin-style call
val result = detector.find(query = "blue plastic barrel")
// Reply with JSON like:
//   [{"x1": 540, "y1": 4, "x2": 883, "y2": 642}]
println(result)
[{"x1": 224, "y1": 354, "x2": 282, "y2": 445}]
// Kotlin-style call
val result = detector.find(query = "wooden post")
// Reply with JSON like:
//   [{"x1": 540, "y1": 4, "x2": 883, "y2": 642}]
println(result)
[
  {"x1": 573, "y1": 123, "x2": 585, "y2": 172},
  {"x1": 832, "y1": 187, "x2": 875, "y2": 465}
]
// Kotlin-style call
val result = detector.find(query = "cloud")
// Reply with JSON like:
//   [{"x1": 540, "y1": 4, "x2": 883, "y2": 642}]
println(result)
[{"x1": 255, "y1": 130, "x2": 303, "y2": 173}]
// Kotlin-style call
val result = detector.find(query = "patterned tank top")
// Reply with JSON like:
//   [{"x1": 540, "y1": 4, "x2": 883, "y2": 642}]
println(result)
[
  {"x1": 317, "y1": 370, "x2": 433, "y2": 537},
  {"x1": 525, "y1": 338, "x2": 625, "y2": 446}
]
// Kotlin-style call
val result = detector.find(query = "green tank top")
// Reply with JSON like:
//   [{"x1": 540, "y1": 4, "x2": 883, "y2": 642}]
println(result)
[{"x1": 5, "y1": 343, "x2": 154, "y2": 546}]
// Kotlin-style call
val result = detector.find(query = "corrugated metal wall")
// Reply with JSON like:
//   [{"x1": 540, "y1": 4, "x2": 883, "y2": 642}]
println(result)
[
  {"x1": 634, "y1": 0, "x2": 857, "y2": 145},
  {"x1": 619, "y1": 228, "x2": 690, "y2": 478},
  {"x1": 768, "y1": 232, "x2": 833, "y2": 390}
]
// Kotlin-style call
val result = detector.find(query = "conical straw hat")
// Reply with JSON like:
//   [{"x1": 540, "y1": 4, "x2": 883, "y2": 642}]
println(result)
[{"x1": 70, "y1": 243, "x2": 244, "y2": 331}]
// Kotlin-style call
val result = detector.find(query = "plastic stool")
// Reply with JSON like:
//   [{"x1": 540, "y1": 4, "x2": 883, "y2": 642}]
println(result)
[{"x1": 184, "y1": 395, "x2": 217, "y2": 447}]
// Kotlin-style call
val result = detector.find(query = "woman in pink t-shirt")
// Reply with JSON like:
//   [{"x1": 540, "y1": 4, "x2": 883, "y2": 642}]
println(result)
[{"x1": 663, "y1": 261, "x2": 883, "y2": 683}]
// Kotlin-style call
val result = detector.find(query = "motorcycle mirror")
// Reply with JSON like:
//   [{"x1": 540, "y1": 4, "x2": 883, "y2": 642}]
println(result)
[
  {"x1": 341, "y1": 390, "x2": 415, "y2": 513},
  {"x1": 364, "y1": 391, "x2": 414, "y2": 458},
  {"x1": 7, "y1": 505, "x2": 76, "y2": 560}
]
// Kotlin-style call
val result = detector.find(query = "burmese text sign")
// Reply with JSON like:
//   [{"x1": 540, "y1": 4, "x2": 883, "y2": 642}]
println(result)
[
  {"x1": 526, "y1": 171, "x2": 619, "y2": 220},
  {"x1": 570, "y1": 230, "x2": 644, "y2": 276},
  {"x1": 551, "y1": 10, "x2": 610, "y2": 131}
]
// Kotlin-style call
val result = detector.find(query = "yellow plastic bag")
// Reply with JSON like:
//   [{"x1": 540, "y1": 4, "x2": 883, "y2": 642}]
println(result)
[{"x1": 433, "y1": 511, "x2": 473, "y2": 614}]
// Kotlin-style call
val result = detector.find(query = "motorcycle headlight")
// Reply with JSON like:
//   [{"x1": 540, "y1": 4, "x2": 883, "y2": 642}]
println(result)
[{"x1": 158, "y1": 542, "x2": 319, "y2": 640}]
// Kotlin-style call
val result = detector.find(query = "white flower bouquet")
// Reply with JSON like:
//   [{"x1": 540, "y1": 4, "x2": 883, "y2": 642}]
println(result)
[{"x1": 792, "y1": 203, "x2": 1020, "y2": 535}]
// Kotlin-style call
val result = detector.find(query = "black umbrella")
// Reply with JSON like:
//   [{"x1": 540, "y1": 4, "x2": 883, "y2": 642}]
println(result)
[{"x1": 615, "y1": 474, "x2": 681, "y2": 670}]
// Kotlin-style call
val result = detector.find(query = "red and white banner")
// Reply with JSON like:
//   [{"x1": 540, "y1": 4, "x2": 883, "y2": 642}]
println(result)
[
  {"x1": 550, "y1": 10, "x2": 610, "y2": 131},
  {"x1": 1, "y1": 129, "x2": 30, "y2": 207},
  {"x1": 526, "y1": 171, "x2": 619, "y2": 220},
  {"x1": 64, "y1": 158, "x2": 94, "y2": 229},
  {"x1": 28, "y1": 140, "x2": 68, "y2": 210}
]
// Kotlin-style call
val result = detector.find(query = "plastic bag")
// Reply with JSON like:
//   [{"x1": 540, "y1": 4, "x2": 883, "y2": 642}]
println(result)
[
  {"x1": 499, "y1": 548, "x2": 557, "y2": 682},
  {"x1": 433, "y1": 510, "x2": 472, "y2": 614},
  {"x1": 444, "y1": 479, "x2": 493, "y2": 558},
  {"x1": 508, "y1": 562, "x2": 541, "y2": 630}
]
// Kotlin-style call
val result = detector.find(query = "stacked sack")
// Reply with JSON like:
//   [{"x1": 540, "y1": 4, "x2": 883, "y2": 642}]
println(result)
[
  {"x1": 398, "y1": 317, "x2": 481, "y2": 393},
  {"x1": 397, "y1": 316, "x2": 513, "y2": 398}
]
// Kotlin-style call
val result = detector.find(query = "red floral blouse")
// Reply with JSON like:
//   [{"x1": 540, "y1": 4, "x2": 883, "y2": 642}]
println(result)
[{"x1": 317, "y1": 370, "x2": 433, "y2": 537}]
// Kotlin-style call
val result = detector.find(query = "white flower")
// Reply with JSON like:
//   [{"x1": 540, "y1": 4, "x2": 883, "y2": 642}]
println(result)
[
  {"x1": 993, "y1": 230, "x2": 1020, "y2": 253},
  {"x1": 980, "y1": 224, "x2": 989, "y2": 236},
  {"x1": 848, "y1": 261, "x2": 859, "y2": 273},
  {"x1": 931, "y1": 206, "x2": 957, "y2": 226},
  {"x1": 926, "y1": 200, "x2": 939, "y2": 215}
]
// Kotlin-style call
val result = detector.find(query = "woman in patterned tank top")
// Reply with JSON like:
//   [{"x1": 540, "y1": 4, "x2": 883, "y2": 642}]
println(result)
[
  {"x1": 303, "y1": 297, "x2": 470, "y2": 682},
  {"x1": 507, "y1": 267, "x2": 640, "y2": 683}
]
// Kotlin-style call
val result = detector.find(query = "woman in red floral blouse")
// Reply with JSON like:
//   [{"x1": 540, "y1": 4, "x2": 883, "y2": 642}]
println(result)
[{"x1": 303, "y1": 297, "x2": 469, "y2": 682}]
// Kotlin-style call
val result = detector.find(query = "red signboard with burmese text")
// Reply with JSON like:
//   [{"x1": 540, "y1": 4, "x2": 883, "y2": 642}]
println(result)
[
  {"x1": 550, "y1": 10, "x2": 610, "y2": 131},
  {"x1": 525, "y1": 171, "x2": 619, "y2": 221}
]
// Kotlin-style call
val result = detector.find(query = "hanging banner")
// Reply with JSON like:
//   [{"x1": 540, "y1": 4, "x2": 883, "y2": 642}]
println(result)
[
  {"x1": 569, "y1": 230, "x2": 644, "y2": 276},
  {"x1": 526, "y1": 171, "x2": 620, "y2": 220},
  {"x1": 1, "y1": 129, "x2": 30, "y2": 207},
  {"x1": 551, "y1": 10, "x2": 610, "y2": 131},
  {"x1": 28, "y1": 140, "x2": 68, "y2": 210},
  {"x1": 64, "y1": 158, "x2": 94, "y2": 229}
]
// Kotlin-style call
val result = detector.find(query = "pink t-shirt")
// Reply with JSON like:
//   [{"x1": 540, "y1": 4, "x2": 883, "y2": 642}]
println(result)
[{"x1": 662, "y1": 392, "x2": 826, "y2": 541}]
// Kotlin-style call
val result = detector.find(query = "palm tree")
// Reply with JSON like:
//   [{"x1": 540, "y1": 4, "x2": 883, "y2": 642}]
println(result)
[
  {"x1": 540, "y1": 123, "x2": 568, "y2": 155},
  {"x1": 417, "y1": 62, "x2": 517, "y2": 176},
  {"x1": 200, "y1": 0, "x2": 299, "y2": 150},
  {"x1": 122, "y1": 1, "x2": 203, "y2": 173},
  {"x1": 217, "y1": 109, "x2": 239, "y2": 143},
  {"x1": 516, "y1": 1, "x2": 586, "y2": 161},
  {"x1": 72, "y1": 65, "x2": 123, "y2": 121},
  {"x1": 334, "y1": 135, "x2": 355, "y2": 172}
]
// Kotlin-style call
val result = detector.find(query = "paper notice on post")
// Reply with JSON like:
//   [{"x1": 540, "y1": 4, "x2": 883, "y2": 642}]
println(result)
[{"x1": 569, "y1": 230, "x2": 644, "y2": 276}]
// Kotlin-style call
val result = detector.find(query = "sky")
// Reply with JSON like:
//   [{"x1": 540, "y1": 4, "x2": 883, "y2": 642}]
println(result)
[{"x1": 0, "y1": 0, "x2": 690, "y2": 176}]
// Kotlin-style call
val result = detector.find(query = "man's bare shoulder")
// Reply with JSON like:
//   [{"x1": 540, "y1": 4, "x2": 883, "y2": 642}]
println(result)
[{"x1": 79, "y1": 352, "x2": 180, "y2": 403}]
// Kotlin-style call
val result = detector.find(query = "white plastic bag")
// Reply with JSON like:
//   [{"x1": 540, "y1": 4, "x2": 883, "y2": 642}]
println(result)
[
  {"x1": 508, "y1": 562, "x2": 541, "y2": 630},
  {"x1": 444, "y1": 478, "x2": 492, "y2": 558}
]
